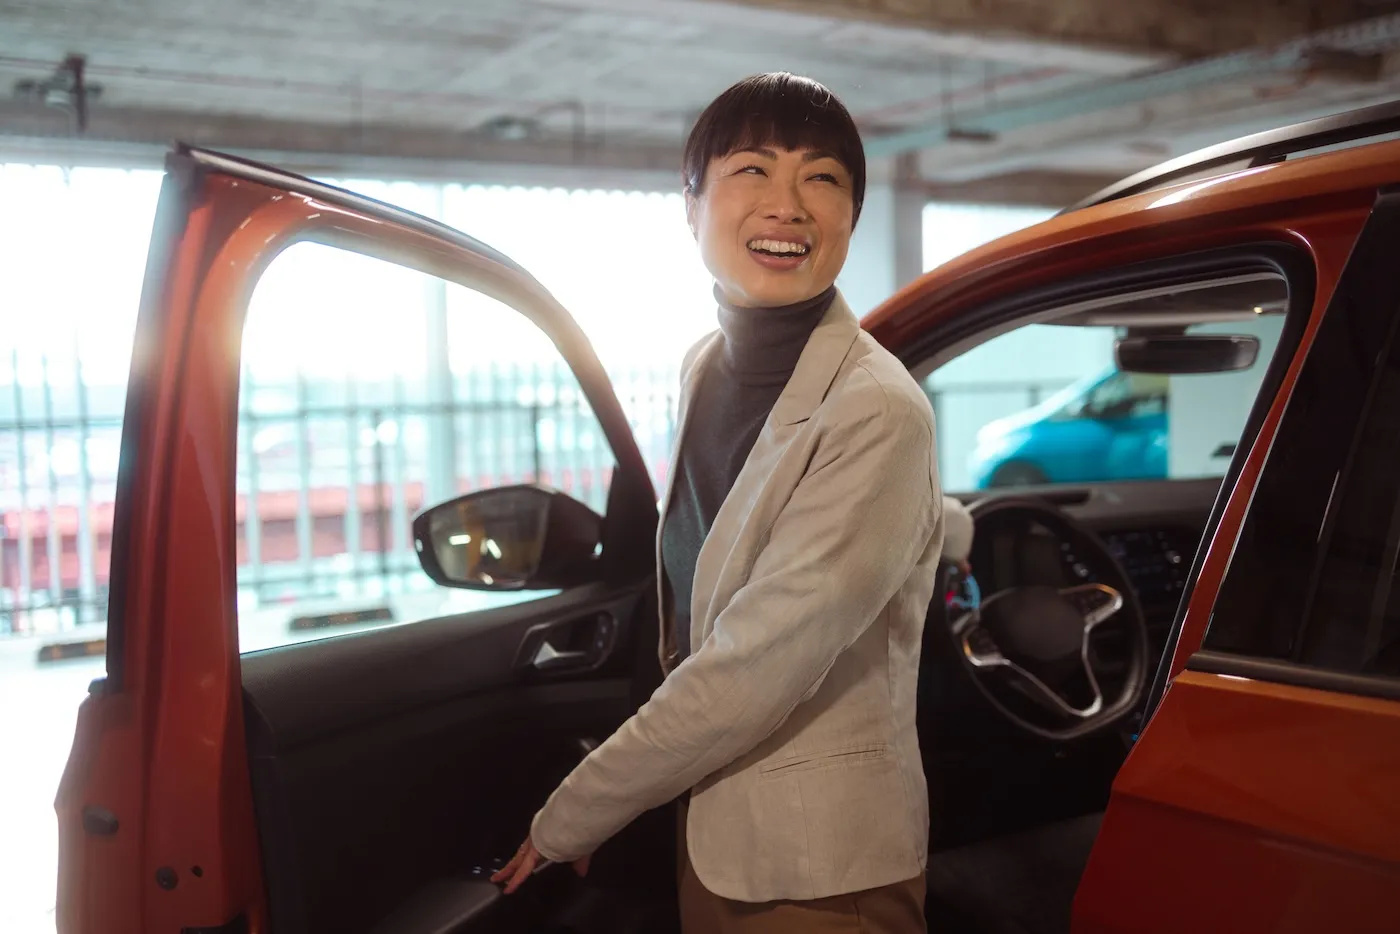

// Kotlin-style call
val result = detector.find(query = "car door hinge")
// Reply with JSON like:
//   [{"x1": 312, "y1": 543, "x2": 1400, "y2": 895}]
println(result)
[{"x1": 181, "y1": 914, "x2": 247, "y2": 934}]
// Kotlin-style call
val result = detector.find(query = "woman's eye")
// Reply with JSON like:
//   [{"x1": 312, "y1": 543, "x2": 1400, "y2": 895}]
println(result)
[
  {"x1": 737, "y1": 165, "x2": 766, "y2": 176},
  {"x1": 809, "y1": 172, "x2": 839, "y2": 184}
]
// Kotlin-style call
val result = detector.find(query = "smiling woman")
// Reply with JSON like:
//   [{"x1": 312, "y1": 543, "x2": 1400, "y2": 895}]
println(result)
[
  {"x1": 495, "y1": 73, "x2": 944, "y2": 934},
  {"x1": 681, "y1": 72, "x2": 865, "y2": 309}
]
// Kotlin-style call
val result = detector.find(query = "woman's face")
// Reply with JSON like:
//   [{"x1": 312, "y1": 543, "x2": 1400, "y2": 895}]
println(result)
[{"x1": 687, "y1": 145, "x2": 855, "y2": 308}]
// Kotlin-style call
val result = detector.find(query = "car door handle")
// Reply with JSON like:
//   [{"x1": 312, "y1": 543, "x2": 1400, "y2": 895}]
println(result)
[
  {"x1": 516, "y1": 613, "x2": 617, "y2": 674},
  {"x1": 532, "y1": 639, "x2": 590, "y2": 670}
]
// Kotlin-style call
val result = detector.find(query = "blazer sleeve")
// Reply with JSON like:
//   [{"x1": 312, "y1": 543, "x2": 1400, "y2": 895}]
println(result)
[{"x1": 529, "y1": 382, "x2": 941, "y2": 863}]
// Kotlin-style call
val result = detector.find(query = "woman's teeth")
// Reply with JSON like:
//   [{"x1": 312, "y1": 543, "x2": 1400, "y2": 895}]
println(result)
[{"x1": 747, "y1": 239, "x2": 810, "y2": 256}]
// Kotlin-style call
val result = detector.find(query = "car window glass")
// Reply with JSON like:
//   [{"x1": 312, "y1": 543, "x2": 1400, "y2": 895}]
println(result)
[
  {"x1": 922, "y1": 295, "x2": 1285, "y2": 491},
  {"x1": 1126, "y1": 375, "x2": 1169, "y2": 417},
  {"x1": 1205, "y1": 201, "x2": 1400, "y2": 680},
  {"x1": 1084, "y1": 372, "x2": 1129, "y2": 416},
  {"x1": 1301, "y1": 349, "x2": 1400, "y2": 676},
  {"x1": 235, "y1": 242, "x2": 617, "y2": 653}
]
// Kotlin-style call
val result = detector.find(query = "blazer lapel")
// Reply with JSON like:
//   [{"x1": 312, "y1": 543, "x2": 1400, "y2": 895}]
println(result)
[
  {"x1": 688, "y1": 292, "x2": 862, "y2": 645},
  {"x1": 655, "y1": 331, "x2": 722, "y2": 667},
  {"x1": 770, "y1": 292, "x2": 862, "y2": 427}
]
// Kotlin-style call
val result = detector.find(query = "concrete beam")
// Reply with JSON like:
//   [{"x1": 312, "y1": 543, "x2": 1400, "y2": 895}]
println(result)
[
  {"x1": 914, "y1": 75, "x2": 1400, "y2": 182},
  {"x1": 543, "y1": 0, "x2": 1164, "y2": 74},
  {"x1": 711, "y1": 0, "x2": 1400, "y2": 60},
  {"x1": 0, "y1": 100, "x2": 685, "y2": 192},
  {"x1": 865, "y1": 11, "x2": 1400, "y2": 157}
]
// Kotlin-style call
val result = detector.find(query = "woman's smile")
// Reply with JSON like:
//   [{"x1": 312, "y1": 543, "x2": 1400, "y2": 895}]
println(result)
[{"x1": 746, "y1": 232, "x2": 813, "y2": 272}]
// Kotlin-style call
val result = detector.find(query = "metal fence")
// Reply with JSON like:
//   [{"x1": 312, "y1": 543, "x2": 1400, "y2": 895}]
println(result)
[
  {"x1": 1, "y1": 357, "x2": 1061, "y2": 637},
  {"x1": 0, "y1": 356, "x2": 679, "y2": 636},
  {"x1": 228, "y1": 360, "x2": 678, "y2": 614}
]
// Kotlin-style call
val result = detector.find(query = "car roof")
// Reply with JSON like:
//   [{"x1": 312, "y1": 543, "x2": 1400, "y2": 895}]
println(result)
[
  {"x1": 866, "y1": 131, "x2": 1400, "y2": 341},
  {"x1": 1063, "y1": 98, "x2": 1400, "y2": 212}
]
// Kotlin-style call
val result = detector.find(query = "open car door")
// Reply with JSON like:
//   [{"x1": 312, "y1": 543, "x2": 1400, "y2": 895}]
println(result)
[
  {"x1": 1074, "y1": 189, "x2": 1400, "y2": 933},
  {"x1": 55, "y1": 148, "x2": 671, "y2": 934}
]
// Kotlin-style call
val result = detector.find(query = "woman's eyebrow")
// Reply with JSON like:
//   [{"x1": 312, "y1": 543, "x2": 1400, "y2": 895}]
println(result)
[
  {"x1": 802, "y1": 149, "x2": 841, "y2": 164},
  {"x1": 729, "y1": 146, "x2": 778, "y2": 159}
]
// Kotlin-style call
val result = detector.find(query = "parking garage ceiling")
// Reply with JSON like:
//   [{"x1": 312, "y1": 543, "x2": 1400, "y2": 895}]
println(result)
[{"x1": 3, "y1": 0, "x2": 1400, "y2": 195}]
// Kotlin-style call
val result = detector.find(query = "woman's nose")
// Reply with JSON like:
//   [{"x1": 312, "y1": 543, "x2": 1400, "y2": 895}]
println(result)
[
  {"x1": 764, "y1": 205, "x2": 807, "y2": 223},
  {"x1": 759, "y1": 174, "x2": 808, "y2": 222}
]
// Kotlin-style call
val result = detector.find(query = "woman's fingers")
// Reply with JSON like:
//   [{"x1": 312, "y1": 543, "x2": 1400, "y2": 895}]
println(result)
[
  {"x1": 488, "y1": 845, "x2": 522, "y2": 883},
  {"x1": 501, "y1": 849, "x2": 538, "y2": 895},
  {"x1": 488, "y1": 854, "x2": 520, "y2": 886},
  {"x1": 491, "y1": 838, "x2": 590, "y2": 893},
  {"x1": 490, "y1": 839, "x2": 535, "y2": 892}
]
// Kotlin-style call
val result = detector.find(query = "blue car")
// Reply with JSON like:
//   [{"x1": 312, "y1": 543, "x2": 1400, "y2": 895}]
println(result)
[{"x1": 968, "y1": 367, "x2": 1170, "y2": 488}]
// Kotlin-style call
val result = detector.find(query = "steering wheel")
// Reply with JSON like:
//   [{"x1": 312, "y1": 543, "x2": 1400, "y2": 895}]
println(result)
[{"x1": 944, "y1": 497, "x2": 1150, "y2": 742}]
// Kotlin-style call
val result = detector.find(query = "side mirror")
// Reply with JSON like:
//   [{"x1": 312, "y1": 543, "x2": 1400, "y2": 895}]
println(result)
[
  {"x1": 1114, "y1": 333, "x2": 1260, "y2": 374},
  {"x1": 412, "y1": 485, "x2": 602, "y2": 592}
]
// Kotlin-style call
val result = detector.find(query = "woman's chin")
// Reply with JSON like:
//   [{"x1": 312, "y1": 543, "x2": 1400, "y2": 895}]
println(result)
[{"x1": 723, "y1": 276, "x2": 830, "y2": 309}]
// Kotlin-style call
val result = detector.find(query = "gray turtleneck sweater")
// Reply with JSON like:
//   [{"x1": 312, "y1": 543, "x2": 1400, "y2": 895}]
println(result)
[{"x1": 661, "y1": 285, "x2": 837, "y2": 663}]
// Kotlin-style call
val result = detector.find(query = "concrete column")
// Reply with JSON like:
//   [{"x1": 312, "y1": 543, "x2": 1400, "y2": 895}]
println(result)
[
  {"x1": 1167, "y1": 314, "x2": 1286, "y2": 478},
  {"x1": 837, "y1": 154, "x2": 925, "y2": 318}
]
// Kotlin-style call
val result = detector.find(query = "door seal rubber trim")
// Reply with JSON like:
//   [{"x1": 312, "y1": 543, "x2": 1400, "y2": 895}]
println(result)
[{"x1": 1187, "y1": 649, "x2": 1400, "y2": 702}]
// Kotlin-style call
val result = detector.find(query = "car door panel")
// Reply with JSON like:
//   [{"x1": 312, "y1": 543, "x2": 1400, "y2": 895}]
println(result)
[
  {"x1": 1108, "y1": 412, "x2": 1165, "y2": 480},
  {"x1": 58, "y1": 147, "x2": 665, "y2": 934},
  {"x1": 239, "y1": 584, "x2": 641, "y2": 747},
  {"x1": 1076, "y1": 670, "x2": 1400, "y2": 934},
  {"x1": 1057, "y1": 419, "x2": 1111, "y2": 481},
  {"x1": 243, "y1": 582, "x2": 655, "y2": 934},
  {"x1": 366, "y1": 878, "x2": 503, "y2": 934}
]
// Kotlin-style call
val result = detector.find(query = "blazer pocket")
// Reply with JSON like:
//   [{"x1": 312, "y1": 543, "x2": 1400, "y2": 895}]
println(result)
[{"x1": 758, "y1": 743, "x2": 889, "y2": 779}]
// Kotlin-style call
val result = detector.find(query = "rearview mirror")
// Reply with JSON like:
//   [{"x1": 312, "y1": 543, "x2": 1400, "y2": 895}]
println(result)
[
  {"x1": 412, "y1": 485, "x2": 602, "y2": 592},
  {"x1": 1114, "y1": 333, "x2": 1259, "y2": 375}
]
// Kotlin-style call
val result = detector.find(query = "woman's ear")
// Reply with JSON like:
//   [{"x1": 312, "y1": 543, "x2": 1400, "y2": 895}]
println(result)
[{"x1": 684, "y1": 191, "x2": 699, "y2": 240}]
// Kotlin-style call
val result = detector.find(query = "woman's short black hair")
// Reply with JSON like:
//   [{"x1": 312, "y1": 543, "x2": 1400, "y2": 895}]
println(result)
[{"x1": 682, "y1": 72, "x2": 866, "y2": 226}]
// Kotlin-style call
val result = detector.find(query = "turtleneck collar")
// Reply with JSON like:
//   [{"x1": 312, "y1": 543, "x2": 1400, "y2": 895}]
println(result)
[{"x1": 715, "y1": 284, "x2": 836, "y2": 387}]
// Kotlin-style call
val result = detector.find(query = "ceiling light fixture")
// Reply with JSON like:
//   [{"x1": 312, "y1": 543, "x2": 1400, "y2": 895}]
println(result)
[{"x1": 13, "y1": 53, "x2": 101, "y2": 133}]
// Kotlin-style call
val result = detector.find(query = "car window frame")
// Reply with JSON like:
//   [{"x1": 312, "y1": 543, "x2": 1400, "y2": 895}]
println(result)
[
  {"x1": 1193, "y1": 187, "x2": 1400, "y2": 702},
  {"x1": 102, "y1": 165, "x2": 204, "y2": 693},
  {"x1": 102, "y1": 147, "x2": 661, "y2": 690},
  {"x1": 896, "y1": 243, "x2": 1318, "y2": 726}
]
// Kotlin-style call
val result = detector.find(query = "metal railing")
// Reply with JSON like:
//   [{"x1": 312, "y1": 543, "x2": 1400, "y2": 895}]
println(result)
[
  {"x1": 1, "y1": 361, "x2": 1063, "y2": 637},
  {"x1": 0, "y1": 359, "x2": 679, "y2": 636}
]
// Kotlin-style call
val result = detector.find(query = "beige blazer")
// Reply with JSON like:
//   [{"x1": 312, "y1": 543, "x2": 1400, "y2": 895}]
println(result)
[{"x1": 531, "y1": 293, "x2": 945, "y2": 903}]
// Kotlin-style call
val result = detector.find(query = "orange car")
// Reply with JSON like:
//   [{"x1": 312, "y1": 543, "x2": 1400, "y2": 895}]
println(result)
[{"x1": 57, "y1": 102, "x2": 1400, "y2": 934}]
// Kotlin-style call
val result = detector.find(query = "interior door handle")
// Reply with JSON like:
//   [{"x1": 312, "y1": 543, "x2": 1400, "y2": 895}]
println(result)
[
  {"x1": 517, "y1": 613, "x2": 617, "y2": 674},
  {"x1": 533, "y1": 639, "x2": 590, "y2": 670}
]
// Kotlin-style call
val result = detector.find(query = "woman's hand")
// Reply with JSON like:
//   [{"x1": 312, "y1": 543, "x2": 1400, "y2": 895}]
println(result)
[{"x1": 490, "y1": 836, "x2": 591, "y2": 895}]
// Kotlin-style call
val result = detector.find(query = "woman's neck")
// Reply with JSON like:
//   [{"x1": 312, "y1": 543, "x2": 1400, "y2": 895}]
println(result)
[{"x1": 715, "y1": 285, "x2": 836, "y2": 386}]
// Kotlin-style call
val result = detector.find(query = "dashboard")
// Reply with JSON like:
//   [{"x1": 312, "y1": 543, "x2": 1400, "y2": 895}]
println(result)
[
  {"x1": 971, "y1": 521, "x2": 1194, "y2": 613},
  {"x1": 963, "y1": 477, "x2": 1220, "y2": 628},
  {"x1": 1079, "y1": 528, "x2": 1193, "y2": 607}
]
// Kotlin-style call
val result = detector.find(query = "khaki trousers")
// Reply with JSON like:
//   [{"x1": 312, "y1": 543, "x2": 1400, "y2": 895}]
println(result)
[{"x1": 677, "y1": 799, "x2": 927, "y2": 934}]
